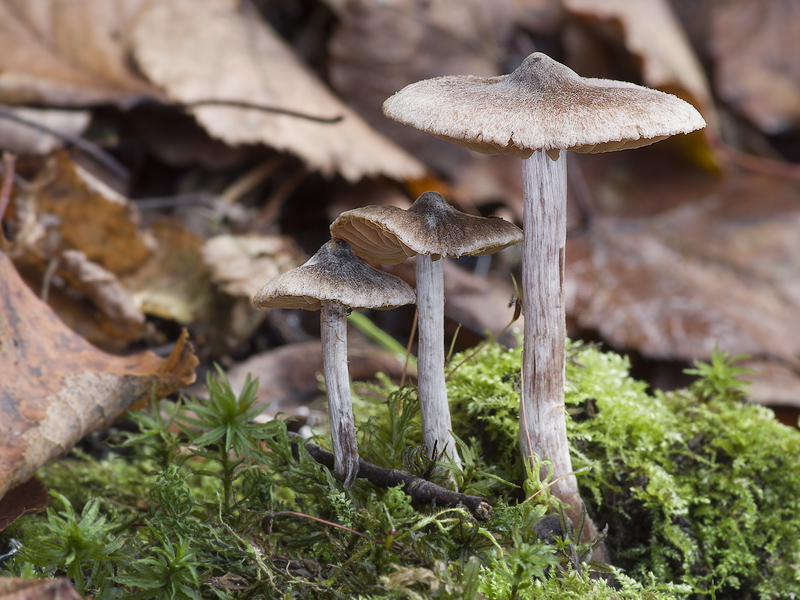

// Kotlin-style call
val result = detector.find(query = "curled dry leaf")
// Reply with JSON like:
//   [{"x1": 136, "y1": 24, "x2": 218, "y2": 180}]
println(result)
[
  {"x1": 0, "y1": 251, "x2": 198, "y2": 501},
  {"x1": 0, "y1": 0, "x2": 159, "y2": 106},
  {"x1": 59, "y1": 249, "x2": 146, "y2": 338},
  {"x1": 563, "y1": 0, "x2": 715, "y2": 123},
  {"x1": 14, "y1": 152, "x2": 153, "y2": 274},
  {"x1": 130, "y1": 0, "x2": 425, "y2": 182}
]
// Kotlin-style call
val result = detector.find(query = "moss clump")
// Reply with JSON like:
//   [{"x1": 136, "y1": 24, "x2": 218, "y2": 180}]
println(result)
[
  {"x1": 4, "y1": 342, "x2": 798, "y2": 598},
  {"x1": 448, "y1": 341, "x2": 800, "y2": 598}
]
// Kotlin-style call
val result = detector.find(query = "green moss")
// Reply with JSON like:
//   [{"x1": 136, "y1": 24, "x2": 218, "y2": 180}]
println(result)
[
  {"x1": 449, "y1": 341, "x2": 800, "y2": 599},
  {"x1": 4, "y1": 342, "x2": 799, "y2": 598}
]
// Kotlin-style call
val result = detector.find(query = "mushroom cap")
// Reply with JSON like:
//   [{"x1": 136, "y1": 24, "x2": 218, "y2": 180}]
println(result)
[
  {"x1": 383, "y1": 52, "x2": 707, "y2": 159},
  {"x1": 330, "y1": 191, "x2": 523, "y2": 265},
  {"x1": 252, "y1": 238, "x2": 415, "y2": 310}
]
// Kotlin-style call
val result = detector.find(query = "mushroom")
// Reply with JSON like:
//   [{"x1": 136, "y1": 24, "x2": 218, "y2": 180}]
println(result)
[
  {"x1": 331, "y1": 191, "x2": 523, "y2": 472},
  {"x1": 253, "y1": 238, "x2": 415, "y2": 489},
  {"x1": 382, "y1": 53, "x2": 706, "y2": 510}
]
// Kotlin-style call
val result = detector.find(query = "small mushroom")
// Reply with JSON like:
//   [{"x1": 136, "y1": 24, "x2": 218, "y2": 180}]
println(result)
[
  {"x1": 383, "y1": 53, "x2": 706, "y2": 510},
  {"x1": 253, "y1": 238, "x2": 415, "y2": 489},
  {"x1": 331, "y1": 191, "x2": 522, "y2": 471}
]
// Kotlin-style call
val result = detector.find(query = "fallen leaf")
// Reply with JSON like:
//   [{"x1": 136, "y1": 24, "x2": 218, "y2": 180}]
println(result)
[
  {"x1": 0, "y1": 577, "x2": 82, "y2": 600},
  {"x1": 202, "y1": 234, "x2": 303, "y2": 300},
  {"x1": 565, "y1": 170, "x2": 800, "y2": 404},
  {"x1": 563, "y1": 0, "x2": 716, "y2": 122},
  {"x1": 742, "y1": 359, "x2": 800, "y2": 408},
  {"x1": 0, "y1": 0, "x2": 159, "y2": 106},
  {"x1": 0, "y1": 250, "x2": 198, "y2": 500},
  {"x1": 130, "y1": 0, "x2": 425, "y2": 182},
  {"x1": 16, "y1": 152, "x2": 153, "y2": 274},
  {"x1": 327, "y1": 0, "x2": 512, "y2": 176},
  {"x1": 123, "y1": 221, "x2": 211, "y2": 324},
  {"x1": 0, "y1": 477, "x2": 48, "y2": 532},
  {"x1": 225, "y1": 339, "x2": 413, "y2": 419},
  {"x1": 59, "y1": 249, "x2": 145, "y2": 339},
  {"x1": 709, "y1": 0, "x2": 800, "y2": 134},
  {"x1": 512, "y1": 0, "x2": 565, "y2": 34}
]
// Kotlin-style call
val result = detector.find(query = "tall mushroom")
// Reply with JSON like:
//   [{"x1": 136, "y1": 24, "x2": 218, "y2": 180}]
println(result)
[
  {"x1": 331, "y1": 191, "x2": 523, "y2": 472},
  {"x1": 253, "y1": 238, "x2": 415, "y2": 489},
  {"x1": 382, "y1": 53, "x2": 706, "y2": 513}
]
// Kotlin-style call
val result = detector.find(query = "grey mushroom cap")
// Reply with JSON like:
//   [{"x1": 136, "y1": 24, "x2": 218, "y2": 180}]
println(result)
[
  {"x1": 383, "y1": 52, "x2": 707, "y2": 159},
  {"x1": 253, "y1": 238, "x2": 416, "y2": 310},
  {"x1": 330, "y1": 191, "x2": 523, "y2": 265}
]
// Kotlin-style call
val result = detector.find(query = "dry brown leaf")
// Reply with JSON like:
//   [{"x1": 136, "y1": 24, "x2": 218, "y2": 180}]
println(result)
[
  {"x1": 0, "y1": 577, "x2": 82, "y2": 600},
  {"x1": 327, "y1": 0, "x2": 513, "y2": 175},
  {"x1": 225, "y1": 339, "x2": 414, "y2": 418},
  {"x1": 123, "y1": 221, "x2": 211, "y2": 324},
  {"x1": 0, "y1": 250, "x2": 198, "y2": 501},
  {"x1": 0, "y1": 107, "x2": 90, "y2": 155},
  {"x1": 0, "y1": 0, "x2": 159, "y2": 106},
  {"x1": 59, "y1": 249, "x2": 145, "y2": 339},
  {"x1": 512, "y1": 0, "x2": 565, "y2": 33},
  {"x1": 15, "y1": 152, "x2": 153, "y2": 274},
  {"x1": 565, "y1": 171, "x2": 800, "y2": 404},
  {"x1": 0, "y1": 477, "x2": 48, "y2": 532},
  {"x1": 130, "y1": 0, "x2": 425, "y2": 183},
  {"x1": 563, "y1": 0, "x2": 715, "y2": 121},
  {"x1": 202, "y1": 234, "x2": 303, "y2": 300},
  {"x1": 708, "y1": 0, "x2": 800, "y2": 134}
]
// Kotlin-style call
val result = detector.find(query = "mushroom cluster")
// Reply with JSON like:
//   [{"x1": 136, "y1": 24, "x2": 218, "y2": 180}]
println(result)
[
  {"x1": 253, "y1": 193, "x2": 521, "y2": 489},
  {"x1": 331, "y1": 191, "x2": 522, "y2": 471},
  {"x1": 383, "y1": 52, "x2": 706, "y2": 513}
]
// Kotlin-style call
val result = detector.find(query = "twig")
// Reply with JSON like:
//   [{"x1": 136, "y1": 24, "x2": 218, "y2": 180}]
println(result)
[
  {"x1": 255, "y1": 165, "x2": 307, "y2": 229},
  {"x1": 292, "y1": 435, "x2": 492, "y2": 520},
  {"x1": 219, "y1": 156, "x2": 285, "y2": 204},
  {"x1": 707, "y1": 130, "x2": 800, "y2": 180},
  {"x1": 183, "y1": 99, "x2": 344, "y2": 124},
  {"x1": 0, "y1": 152, "x2": 16, "y2": 232},
  {"x1": 0, "y1": 106, "x2": 129, "y2": 180}
]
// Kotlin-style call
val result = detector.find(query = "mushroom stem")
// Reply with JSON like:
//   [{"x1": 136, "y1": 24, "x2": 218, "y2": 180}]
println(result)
[
  {"x1": 519, "y1": 149, "x2": 577, "y2": 503},
  {"x1": 320, "y1": 299, "x2": 359, "y2": 489},
  {"x1": 415, "y1": 254, "x2": 462, "y2": 471}
]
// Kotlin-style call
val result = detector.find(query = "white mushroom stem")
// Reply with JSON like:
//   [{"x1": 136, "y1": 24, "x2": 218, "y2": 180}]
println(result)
[
  {"x1": 320, "y1": 300, "x2": 359, "y2": 489},
  {"x1": 519, "y1": 149, "x2": 579, "y2": 506},
  {"x1": 415, "y1": 255, "x2": 462, "y2": 471}
]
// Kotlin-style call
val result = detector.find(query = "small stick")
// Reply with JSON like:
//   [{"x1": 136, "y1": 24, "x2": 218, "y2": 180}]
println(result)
[
  {"x1": 0, "y1": 152, "x2": 16, "y2": 228},
  {"x1": 293, "y1": 435, "x2": 492, "y2": 521},
  {"x1": 182, "y1": 99, "x2": 343, "y2": 123},
  {"x1": 0, "y1": 107, "x2": 128, "y2": 180}
]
